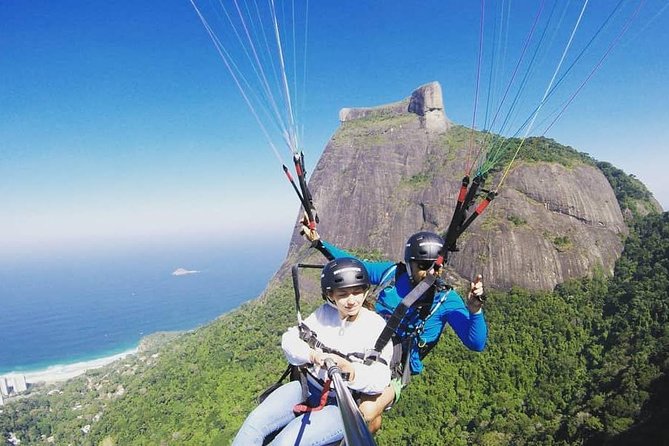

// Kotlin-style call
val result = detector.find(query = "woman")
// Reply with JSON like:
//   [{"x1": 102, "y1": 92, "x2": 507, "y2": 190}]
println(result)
[{"x1": 232, "y1": 257, "x2": 393, "y2": 445}]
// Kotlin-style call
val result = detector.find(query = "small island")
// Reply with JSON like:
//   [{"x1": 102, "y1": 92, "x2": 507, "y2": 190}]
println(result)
[{"x1": 171, "y1": 268, "x2": 200, "y2": 276}]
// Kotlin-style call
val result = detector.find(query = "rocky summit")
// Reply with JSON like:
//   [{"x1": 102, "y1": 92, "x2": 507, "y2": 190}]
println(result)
[{"x1": 284, "y1": 82, "x2": 633, "y2": 291}]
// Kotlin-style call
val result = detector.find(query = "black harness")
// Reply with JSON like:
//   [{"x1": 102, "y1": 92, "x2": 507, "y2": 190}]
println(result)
[
  {"x1": 258, "y1": 262, "x2": 387, "y2": 407},
  {"x1": 364, "y1": 262, "x2": 452, "y2": 385},
  {"x1": 298, "y1": 322, "x2": 388, "y2": 367}
]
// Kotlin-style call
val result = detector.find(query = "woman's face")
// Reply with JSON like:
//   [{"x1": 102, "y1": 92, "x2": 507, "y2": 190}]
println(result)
[{"x1": 330, "y1": 286, "x2": 367, "y2": 320}]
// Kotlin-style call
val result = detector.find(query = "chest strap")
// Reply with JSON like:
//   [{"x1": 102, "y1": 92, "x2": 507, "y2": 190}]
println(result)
[
  {"x1": 298, "y1": 323, "x2": 388, "y2": 366},
  {"x1": 372, "y1": 274, "x2": 437, "y2": 354}
]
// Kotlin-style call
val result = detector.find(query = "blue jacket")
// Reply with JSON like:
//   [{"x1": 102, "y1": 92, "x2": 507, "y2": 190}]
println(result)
[{"x1": 321, "y1": 240, "x2": 487, "y2": 375}]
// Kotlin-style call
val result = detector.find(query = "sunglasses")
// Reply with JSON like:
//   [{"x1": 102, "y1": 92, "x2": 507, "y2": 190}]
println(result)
[{"x1": 414, "y1": 260, "x2": 434, "y2": 271}]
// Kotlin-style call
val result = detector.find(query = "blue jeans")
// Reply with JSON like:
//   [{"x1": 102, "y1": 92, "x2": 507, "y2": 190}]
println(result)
[{"x1": 232, "y1": 380, "x2": 344, "y2": 446}]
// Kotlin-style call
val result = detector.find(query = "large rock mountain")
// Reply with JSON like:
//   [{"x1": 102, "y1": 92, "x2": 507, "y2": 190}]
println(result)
[{"x1": 283, "y1": 82, "x2": 640, "y2": 291}]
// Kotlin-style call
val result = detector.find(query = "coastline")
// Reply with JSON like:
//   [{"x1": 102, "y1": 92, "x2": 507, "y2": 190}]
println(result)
[{"x1": 1, "y1": 348, "x2": 138, "y2": 386}]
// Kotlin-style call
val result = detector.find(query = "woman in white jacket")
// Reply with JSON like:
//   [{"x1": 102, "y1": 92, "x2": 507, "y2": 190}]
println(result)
[{"x1": 232, "y1": 257, "x2": 393, "y2": 446}]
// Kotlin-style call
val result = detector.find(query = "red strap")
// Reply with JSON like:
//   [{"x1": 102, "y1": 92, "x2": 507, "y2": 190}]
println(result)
[
  {"x1": 293, "y1": 379, "x2": 332, "y2": 414},
  {"x1": 457, "y1": 183, "x2": 468, "y2": 203},
  {"x1": 475, "y1": 197, "x2": 492, "y2": 214}
]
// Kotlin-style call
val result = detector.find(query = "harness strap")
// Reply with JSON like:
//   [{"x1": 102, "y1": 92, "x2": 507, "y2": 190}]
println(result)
[
  {"x1": 373, "y1": 274, "x2": 437, "y2": 353},
  {"x1": 349, "y1": 351, "x2": 387, "y2": 366},
  {"x1": 299, "y1": 323, "x2": 388, "y2": 366},
  {"x1": 394, "y1": 281, "x2": 452, "y2": 380},
  {"x1": 413, "y1": 280, "x2": 450, "y2": 340},
  {"x1": 401, "y1": 338, "x2": 413, "y2": 385},
  {"x1": 299, "y1": 323, "x2": 349, "y2": 360}
]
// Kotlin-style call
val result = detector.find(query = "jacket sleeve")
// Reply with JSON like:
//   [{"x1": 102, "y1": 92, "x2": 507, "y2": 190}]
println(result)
[
  {"x1": 281, "y1": 311, "x2": 321, "y2": 365},
  {"x1": 444, "y1": 290, "x2": 488, "y2": 351},
  {"x1": 319, "y1": 240, "x2": 354, "y2": 260},
  {"x1": 320, "y1": 240, "x2": 396, "y2": 285},
  {"x1": 311, "y1": 240, "x2": 335, "y2": 260}
]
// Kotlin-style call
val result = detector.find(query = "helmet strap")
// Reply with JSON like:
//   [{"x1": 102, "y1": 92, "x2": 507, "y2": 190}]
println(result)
[{"x1": 324, "y1": 293, "x2": 338, "y2": 310}]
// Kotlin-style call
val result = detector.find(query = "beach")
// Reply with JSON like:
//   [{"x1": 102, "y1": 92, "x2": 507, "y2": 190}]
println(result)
[{"x1": 1, "y1": 349, "x2": 138, "y2": 386}]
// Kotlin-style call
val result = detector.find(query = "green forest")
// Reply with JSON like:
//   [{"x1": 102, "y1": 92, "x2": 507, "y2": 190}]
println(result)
[{"x1": 1, "y1": 161, "x2": 667, "y2": 445}]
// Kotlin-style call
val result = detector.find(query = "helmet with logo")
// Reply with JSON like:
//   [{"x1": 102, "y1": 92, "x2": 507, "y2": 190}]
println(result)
[
  {"x1": 404, "y1": 231, "x2": 444, "y2": 282},
  {"x1": 320, "y1": 257, "x2": 370, "y2": 299}
]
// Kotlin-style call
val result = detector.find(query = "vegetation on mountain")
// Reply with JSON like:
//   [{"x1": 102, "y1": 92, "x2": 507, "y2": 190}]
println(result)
[
  {"x1": 0, "y1": 132, "x2": 665, "y2": 445},
  {"x1": 501, "y1": 136, "x2": 594, "y2": 168},
  {"x1": 596, "y1": 161, "x2": 660, "y2": 218},
  {"x1": 443, "y1": 126, "x2": 595, "y2": 171},
  {"x1": 2, "y1": 210, "x2": 667, "y2": 446},
  {"x1": 580, "y1": 212, "x2": 669, "y2": 445}
]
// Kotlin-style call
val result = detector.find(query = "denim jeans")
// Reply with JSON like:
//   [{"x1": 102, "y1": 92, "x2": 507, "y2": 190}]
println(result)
[{"x1": 232, "y1": 380, "x2": 344, "y2": 446}]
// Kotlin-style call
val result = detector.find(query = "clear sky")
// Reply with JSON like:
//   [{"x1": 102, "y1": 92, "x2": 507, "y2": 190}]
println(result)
[{"x1": 1, "y1": 1, "x2": 667, "y2": 257}]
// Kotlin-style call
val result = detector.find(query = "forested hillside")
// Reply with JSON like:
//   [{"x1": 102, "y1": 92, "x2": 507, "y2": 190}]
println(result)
[
  {"x1": 0, "y1": 133, "x2": 665, "y2": 445},
  {"x1": 1, "y1": 210, "x2": 666, "y2": 445},
  {"x1": 375, "y1": 211, "x2": 669, "y2": 445}
]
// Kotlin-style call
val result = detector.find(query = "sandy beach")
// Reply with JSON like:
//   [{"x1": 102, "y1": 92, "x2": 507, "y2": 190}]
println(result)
[{"x1": 2, "y1": 349, "x2": 138, "y2": 386}]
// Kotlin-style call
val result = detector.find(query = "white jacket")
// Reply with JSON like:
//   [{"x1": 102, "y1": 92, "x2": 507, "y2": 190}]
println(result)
[{"x1": 281, "y1": 304, "x2": 392, "y2": 395}]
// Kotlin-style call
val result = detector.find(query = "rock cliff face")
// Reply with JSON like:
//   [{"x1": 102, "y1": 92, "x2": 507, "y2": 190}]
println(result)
[
  {"x1": 283, "y1": 82, "x2": 628, "y2": 291},
  {"x1": 339, "y1": 82, "x2": 452, "y2": 132}
]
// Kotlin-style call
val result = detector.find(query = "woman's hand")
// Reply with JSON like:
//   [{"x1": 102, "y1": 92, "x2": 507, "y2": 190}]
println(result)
[
  {"x1": 310, "y1": 350, "x2": 356, "y2": 381},
  {"x1": 309, "y1": 349, "x2": 328, "y2": 366}
]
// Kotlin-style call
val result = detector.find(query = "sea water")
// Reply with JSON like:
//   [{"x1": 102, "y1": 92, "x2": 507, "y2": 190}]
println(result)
[{"x1": 0, "y1": 237, "x2": 287, "y2": 374}]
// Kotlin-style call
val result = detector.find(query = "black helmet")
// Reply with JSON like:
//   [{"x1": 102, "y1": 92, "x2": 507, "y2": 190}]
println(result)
[
  {"x1": 404, "y1": 231, "x2": 444, "y2": 264},
  {"x1": 404, "y1": 232, "x2": 444, "y2": 283},
  {"x1": 321, "y1": 257, "x2": 370, "y2": 297}
]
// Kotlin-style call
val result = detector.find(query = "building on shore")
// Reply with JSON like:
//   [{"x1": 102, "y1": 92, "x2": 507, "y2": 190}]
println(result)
[
  {"x1": 15, "y1": 375, "x2": 27, "y2": 392},
  {"x1": 0, "y1": 375, "x2": 28, "y2": 405}
]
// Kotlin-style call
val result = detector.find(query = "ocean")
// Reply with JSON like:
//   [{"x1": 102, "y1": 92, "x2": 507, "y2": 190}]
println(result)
[{"x1": 0, "y1": 237, "x2": 288, "y2": 374}]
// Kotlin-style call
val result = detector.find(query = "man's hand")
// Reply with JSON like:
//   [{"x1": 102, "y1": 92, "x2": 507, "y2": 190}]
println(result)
[
  {"x1": 467, "y1": 274, "x2": 485, "y2": 313},
  {"x1": 300, "y1": 212, "x2": 320, "y2": 242}
]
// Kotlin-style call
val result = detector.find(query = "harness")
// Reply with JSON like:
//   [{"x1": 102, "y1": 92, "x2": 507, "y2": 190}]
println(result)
[
  {"x1": 365, "y1": 262, "x2": 452, "y2": 385},
  {"x1": 258, "y1": 261, "x2": 388, "y2": 413},
  {"x1": 297, "y1": 322, "x2": 388, "y2": 367},
  {"x1": 361, "y1": 175, "x2": 493, "y2": 384},
  {"x1": 291, "y1": 319, "x2": 390, "y2": 414}
]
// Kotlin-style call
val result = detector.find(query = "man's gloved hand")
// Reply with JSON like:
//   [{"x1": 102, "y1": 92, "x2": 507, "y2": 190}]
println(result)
[
  {"x1": 467, "y1": 274, "x2": 485, "y2": 314},
  {"x1": 300, "y1": 212, "x2": 320, "y2": 242}
]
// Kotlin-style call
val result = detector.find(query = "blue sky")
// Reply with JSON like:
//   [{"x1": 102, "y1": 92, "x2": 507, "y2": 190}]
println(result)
[{"x1": 1, "y1": 1, "x2": 667, "y2": 257}]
